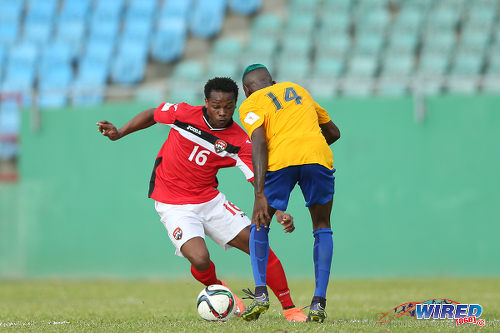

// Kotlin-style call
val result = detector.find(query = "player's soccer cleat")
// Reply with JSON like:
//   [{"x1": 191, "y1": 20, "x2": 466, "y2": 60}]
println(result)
[
  {"x1": 220, "y1": 280, "x2": 245, "y2": 317},
  {"x1": 283, "y1": 306, "x2": 308, "y2": 322},
  {"x1": 306, "y1": 302, "x2": 327, "y2": 323},
  {"x1": 240, "y1": 288, "x2": 270, "y2": 321}
]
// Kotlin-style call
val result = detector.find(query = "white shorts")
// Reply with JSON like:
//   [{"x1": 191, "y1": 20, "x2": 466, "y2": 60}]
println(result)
[{"x1": 155, "y1": 192, "x2": 251, "y2": 257}]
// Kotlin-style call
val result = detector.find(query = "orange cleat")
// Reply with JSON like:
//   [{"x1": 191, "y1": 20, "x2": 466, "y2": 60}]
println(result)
[
  {"x1": 220, "y1": 280, "x2": 245, "y2": 317},
  {"x1": 283, "y1": 306, "x2": 308, "y2": 322}
]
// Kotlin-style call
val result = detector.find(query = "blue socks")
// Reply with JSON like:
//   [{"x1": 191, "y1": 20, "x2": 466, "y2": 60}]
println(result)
[
  {"x1": 313, "y1": 228, "x2": 333, "y2": 299},
  {"x1": 249, "y1": 224, "x2": 269, "y2": 290}
]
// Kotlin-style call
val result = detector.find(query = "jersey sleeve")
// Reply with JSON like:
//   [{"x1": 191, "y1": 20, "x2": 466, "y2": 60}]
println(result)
[
  {"x1": 235, "y1": 138, "x2": 254, "y2": 182},
  {"x1": 239, "y1": 99, "x2": 265, "y2": 139},
  {"x1": 154, "y1": 102, "x2": 180, "y2": 124},
  {"x1": 314, "y1": 101, "x2": 331, "y2": 124}
]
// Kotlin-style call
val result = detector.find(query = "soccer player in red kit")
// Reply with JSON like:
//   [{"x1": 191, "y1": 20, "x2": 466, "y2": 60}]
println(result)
[{"x1": 96, "y1": 77, "x2": 307, "y2": 321}]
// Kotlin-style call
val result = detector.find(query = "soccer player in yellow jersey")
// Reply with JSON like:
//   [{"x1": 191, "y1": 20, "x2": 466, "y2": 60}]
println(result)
[{"x1": 238, "y1": 64, "x2": 340, "y2": 323}]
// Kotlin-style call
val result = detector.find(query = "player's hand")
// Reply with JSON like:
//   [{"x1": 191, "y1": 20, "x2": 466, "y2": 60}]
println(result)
[
  {"x1": 96, "y1": 120, "x2": 121, "y2": 141},
  {"x1": 252, "y1": 193, "x2": 271, "y2": 231},
  {"x1": 276, "y1": 211, "x2": 295, "y2": 233}
]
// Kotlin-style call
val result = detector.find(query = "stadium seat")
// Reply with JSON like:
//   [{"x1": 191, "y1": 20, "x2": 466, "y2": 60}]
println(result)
[
  {"x1": 307, "y1": 79, "x2": 338, "y2": 98},
  {"x1": 92, "y1": 0, "x2": 125, "y2": 21},
  {"x1": 413, "y1": 75, "x2": 444, "y2": 95},
  {"x1": 289, "y1": 0, "x2": 321, "y2": 12},
  {"x1": 318, "y1": 13, "x2": 350, "y2": 34},
  {"x1": 422, "y1": 31, "x2": 456, "y2": 54},
  {"x1": 126, "y1": 0, "x2": 157, "y2": 21},
  {"x1": 89, "y1": 20, "x2": 120, "y2": 41},
  {"x1": 23, "y1": 20, "x2": 52, "y2": 46},
  {"x1": 446, "y1": 76, "x2": 479, "y2": 94},
  {"x1": 394, "y1": 7, "x2": 424, "y2": 31},
  {"x1": 246, "y1": 36, "x2": 278, "y2": 58},
  {"x1": 252, "y1": 14, "x2": 283, "y2": 38},
  {"x1": 341, "y1": 77, "x2": 373, "y2": 97},
  {"x1": 387, "y1": 31, "x2": 420, "y2": 53},
  {"x1": 168, "y1": 86, "x2": 201, "y2": 105},
  {"x1": 111, "y1": 54, "x2": 146, "y2": 85},
  {"x1": 0, "y1": 100, "x2": 19, "y2": 135},
  {"x1": 211, "y1": 38, "x2": 243, "y2": 61},
  {"x1": 171, "y1": 60, "x2": 205, "y2": 83},
  {"x1": 122, "y1": 19, "x2": 153, "y2": 42},
  {"x1": 281, "y1": 37, "x2": 313, "y2": 58},
  {"x1": 0, "y1": 1, "x2": 24, "y2": 23},
  {"x1": 84, "y1": 38, "x2": 116, "y2": 65},
  {"x1": 25, "y1": 0, "x2": 58, "y2": 24},
  {"x1": 354, "y1": 32, "x2": 385, "y2": 55},
  {"x1": 285, "y1": 13, "x2": 316, "y2": 36},
  {"x1": 318, "y1": 33, "x2": 351, "y2": 56},
  {"x1": 460, "y1": 27, "x2": 491, "y2": 52},
  {"x1": 151, "y1": 19, "x2": 187, "y2": 63},
  {"x1": 59, "y1": 0, "x2": 91, "y2": 22},
  {"x1": 347, "y1": 55, "x2": 379, "y2": 77},
  {"x1": 54, "y1": 21, "x2": 86, "y2": 59},
  {"x1": 313, "y1": 56, "x2": 345, "y2": 78},
  {"x1": 207, "y1": 61, "x2": 239, "y2": 80},
  {"x1": 276, "y1": 57, "x2": 310, "y2": 82},
  {"x1": 189, "y1": 0, "x2": 226, "y2": 38},
  {"x1": 376, "y1": 76, "x2": 409, "y2": 97},
  {"x1": 161, "y1": 0, "x2": 193, "y2": 19},
  {"x1": 450, "y1": 51, "x2": 484, "y2": 75},
  {"x1": 38, "y1": 43, "x2": 72, "y2": 76},
  {"x1": 417, "y1": 52, "x2": 450, "y2": 76},
  {"x1": 228, "y1": 0, "x2": 261, "y2": 15},
  {"x1": 38, "y1": 65, "x2": 74, "y2": 109},
  {"x1": 77, "y1": 58, "x2": 109, "y2": 84},
  {"x1": 0, "y1": 21, "x2": 20, "y2": 45},
  {"x1": 72, "y1": 78, "x2": 105, "y2": 106}
]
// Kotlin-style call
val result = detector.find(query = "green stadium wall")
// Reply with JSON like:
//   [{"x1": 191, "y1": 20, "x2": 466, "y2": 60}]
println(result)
[{"x1": 1, "y1": 95, "x2": 499, "y2": 278}]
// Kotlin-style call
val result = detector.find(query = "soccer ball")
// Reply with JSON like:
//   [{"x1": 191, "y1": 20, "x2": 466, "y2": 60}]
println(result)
[{"x1": 196, "y1": 284, "x2": 235, "y2": 321}]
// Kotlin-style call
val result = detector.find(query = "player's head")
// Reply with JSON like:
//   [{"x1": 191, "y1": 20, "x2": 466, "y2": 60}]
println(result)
[
  {"x1": 242, "y1": 64, "x2": 275, "y2": 98},
  {"x1": 203, "y1": 77, "x2": 239, "y2": 129}
]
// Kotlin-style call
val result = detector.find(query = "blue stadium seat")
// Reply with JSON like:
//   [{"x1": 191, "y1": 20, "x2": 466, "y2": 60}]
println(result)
[
  {"x1": 77, "y1": 58, "x2": 109, "y2": 83},
  {"x1": 417, "y1": 53, "x2": 450, "y2": 76},
  {"x1": 319, "y1": 13, "x2": 350, "y2": 34},
  {"x1": 38, "y1": 65, "x2": 73, "y2": 109},
  {"x1": 0, "y1": 21, "x2": 20, "y2": 45},
  {"x1": 117, "y1": 36, "x2": 148, "y2": 61},
  {"x1": 355, "y1": 32, "x2": 385, "y2": 55},
  {"x1": 0, "y1": 0, "x2": 24, "y2": 23},
  {"x1": 93, "y1": 0, "x2": 125, "y2": 21},
  {"x1": 460, "y1": 27, "x2": 490, "y2": 52},
  {"x1": 285, "y1": 13, "x2": 316, "y2": 36},
  {"x1": 387, "y1": 31, "x2": 420, "y2": 52},
  {"x1": 89, "y1": 20, "x2": 120, "y2": 41},
  {"x1": 0, "y1": 46, "x2": 5, "y2": 82},
  {"x1": 161, "y1": 0, "x2": 193, "y2": 19},
  {"x1": 450, "y1": 51, "x2": 484, "y2": 75},
  {"x1": 23, "y1": 20, "x2": 53, "y2": 46},
  {"x1": 151, "y1": 19, "x2": 187, "y2": 62},
  {"x1": 482, "y1": 75, "x2": 500, "y2": 93},
  {"x1": 246, "y1": 36, "x2": 278, "y2": 57},
  {"x1": 54, "y1": 21, "x2": 86, "y2": 59},
  {"x1": 276, "y1": 57, "x2": 310, "y2": 81},
  {"x1": 58, "y1": 0, "x2": 91, "y2": 23},
  {"x1": 122, "y1": 18, "x2": 153, "y2": 41},
  {"x1": 84, "y1": 38, "x2": 116, "y2": 65},
  {"x1": 126, "y1": 0, "x2": 157, "y2": 21},
  {"x1": 228, "y1": 0, "x2": 261, "y2": 15},
  {"x1": 25, "y1": 0, "x2": 57, "y2": 24},
  {"x1": 111, "y1": 54, "x2": 146, "y2": 85},
  {"x1": 281, "y1": 37, "x2": 312, "y2": 58},
  {"x1": 0, "y1": 99, "x2": 20, "y2": 135},
  {"x1": 72, "y1": 78, "x2": 105, "y2": 106},
  {"x1": 394, "y1": 7, "x2": 424, "y2": 31},
  {"x1": 289, "y1": 0, "x2": 321, "y2": 12},
  {"x1": 189, "y1": 0, "x2": 226, "y2": 38},
  {"x1": 318, "y1": 33, "x2": 351, "y2": 56},
  {"x1": 38, "y1": 42, "x2": 72, "y2": 76}
]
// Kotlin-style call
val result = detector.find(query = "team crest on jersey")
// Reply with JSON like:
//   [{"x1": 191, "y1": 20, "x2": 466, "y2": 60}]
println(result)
[
  {"x1": 214, "y1": 139, "x2": 227, "y2": 153},
  {"x1": 173, "y1": 227, "x2": 183, "y2": 240}
]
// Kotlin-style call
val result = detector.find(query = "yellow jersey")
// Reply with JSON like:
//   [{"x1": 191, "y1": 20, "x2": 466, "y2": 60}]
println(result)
[{"x1": 239, "y1": 82, "x2": 333, "y2": 171}]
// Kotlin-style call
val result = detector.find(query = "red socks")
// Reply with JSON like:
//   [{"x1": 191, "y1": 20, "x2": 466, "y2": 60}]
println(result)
[
  {"x1": 266, "y1": 249, "x2": 294, "y2": 309},
  {"x1": 190, "y1": 261, "x2": 221, "y2": 286},
  {"x1": 191, "y1": 254, "x2": 294, "y2": 310}
]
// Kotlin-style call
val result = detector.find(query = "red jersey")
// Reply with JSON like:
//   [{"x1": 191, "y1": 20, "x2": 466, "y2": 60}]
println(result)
[{"x1": 148, "y1": 102, "x2": 254, "y2": 205}]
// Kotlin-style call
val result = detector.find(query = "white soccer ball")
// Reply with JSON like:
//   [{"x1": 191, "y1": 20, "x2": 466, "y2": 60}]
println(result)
[{"x1": 196, "y1": 284, "x2": 235, "y2": 321}]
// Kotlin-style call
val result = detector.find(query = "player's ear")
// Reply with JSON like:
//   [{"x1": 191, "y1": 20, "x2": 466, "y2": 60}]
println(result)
[{"x1": 272, "y1": 80, "x2": 277, "y2": 85}]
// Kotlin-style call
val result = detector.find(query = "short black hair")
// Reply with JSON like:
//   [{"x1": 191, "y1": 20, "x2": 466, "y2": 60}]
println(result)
[{"x1": 204, "y1": 77, "x2": 239, "y2": 102}]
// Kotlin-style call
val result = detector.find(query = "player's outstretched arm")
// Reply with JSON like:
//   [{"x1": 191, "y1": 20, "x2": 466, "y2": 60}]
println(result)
[
  {"x1": 251, "y1": 125, "x2": 272, "y2": 230},
  {"x1": 320, "y1": 120, "x2": 341, "y2": 145},
  {"x1": 96, "y1": 108, "x2": 156, "y2": 141}
]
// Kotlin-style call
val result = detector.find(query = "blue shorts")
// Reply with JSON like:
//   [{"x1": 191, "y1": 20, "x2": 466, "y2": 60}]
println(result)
[{"x1": 264, "y1": 164, "x2": 335, "y2": 211}]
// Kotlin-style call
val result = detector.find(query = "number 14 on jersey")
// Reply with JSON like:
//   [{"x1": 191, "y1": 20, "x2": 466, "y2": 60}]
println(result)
[{"x1": 267, "y1": 87, "x2": 302, "y2": 111}]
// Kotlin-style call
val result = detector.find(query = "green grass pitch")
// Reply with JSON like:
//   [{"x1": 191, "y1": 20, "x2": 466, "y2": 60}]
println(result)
[{"x1": 0, "y1": 278, "x2": 499, "y2": 332}]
